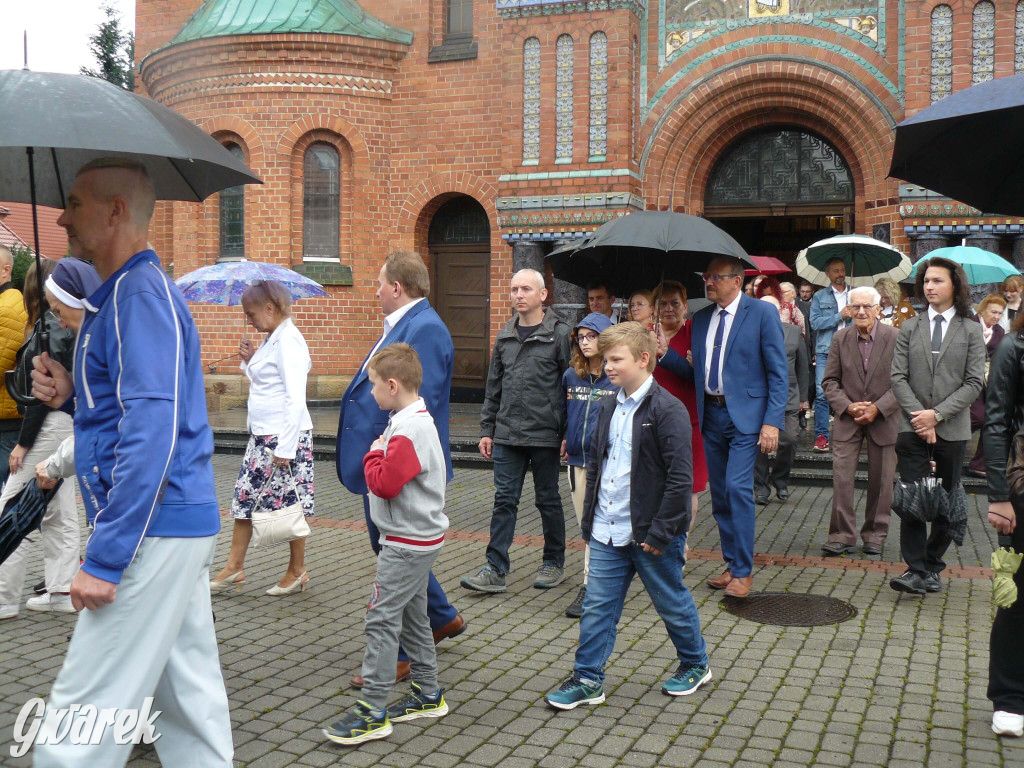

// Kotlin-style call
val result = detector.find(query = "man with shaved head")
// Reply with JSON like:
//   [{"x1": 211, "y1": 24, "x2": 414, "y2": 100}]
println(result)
[
  {"x1": 0, "y1": 243, "x2": 27, "y2": 485},
  {"x1": 462, "y1": 268, "x2": 572, "y2": 593},
  {"x1": 30, "y1": 158, "x2": 233, "y2": 767}
]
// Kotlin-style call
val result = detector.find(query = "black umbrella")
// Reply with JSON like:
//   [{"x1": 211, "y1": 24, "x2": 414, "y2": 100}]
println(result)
[
  {"x1": 0, "y1": 68, "x2": 262, "y2": 404},
  {"x1": 889, "y1": 74, "x2": 1024, "y2": 215},
  {"x1": 891, "y1": 475, "x2": 968, "y2": 546},
  {"x1": 0, "y1": 478, "x2": 64, "y2": 567},
  {"x1": 545, "y1": 211, "x2": 753, "y2": 298}
]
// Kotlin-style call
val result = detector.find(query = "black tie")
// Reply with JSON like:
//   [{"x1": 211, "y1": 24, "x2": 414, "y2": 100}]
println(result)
[{"x1": 931, "y1": 315, "x2": 944, "y2": 354}]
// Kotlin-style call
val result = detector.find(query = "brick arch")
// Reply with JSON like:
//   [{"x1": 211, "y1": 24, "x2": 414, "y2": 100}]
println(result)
[
  {"x1": 397, "y1": 172, "x2": 499, "y2": 250},
  {"x1": 277, "y1": 115, "x2": 368, "y2": 177},
  {"x1": 201, "y1": 116, "x2": 265, "y2": 169},
  {"x1": 642, "y1": 62, "x2": 896, "y2": 223}
]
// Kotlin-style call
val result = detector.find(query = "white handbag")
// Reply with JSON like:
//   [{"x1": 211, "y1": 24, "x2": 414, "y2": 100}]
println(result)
[{"x1": 250, "y1": 464, "x2": 310, "y2": 548}]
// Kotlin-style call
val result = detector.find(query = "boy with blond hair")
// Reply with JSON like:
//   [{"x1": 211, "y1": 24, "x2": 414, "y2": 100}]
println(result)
[
  {"x1": 544, "y1": 322, "x2": 711, "y2": 709},
  {"x1": 325, "y1": 343, "x2": 450, "y2": 745}
]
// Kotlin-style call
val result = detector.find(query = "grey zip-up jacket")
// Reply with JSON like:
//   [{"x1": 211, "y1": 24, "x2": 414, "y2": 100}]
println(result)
[{"x1": 480, "y1": 308, "x2": 572, "y2": 447}]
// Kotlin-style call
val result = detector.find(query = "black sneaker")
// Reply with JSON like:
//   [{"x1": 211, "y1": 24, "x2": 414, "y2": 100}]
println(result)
[
  {"x1": 890, "y1": 570, "x2": 927, "y2": 595},
  {"x1": 565, "y1": 585, "x2": 586, "y2": 619},
  {"x1": 33, "y1": 580, "x2": 46, "y2": 596},
  {"x1": 323, "y1": 701, "x2": 392, "y2": 745},
  {"x1": 386, "y1": 682, "x2": 449, "y2": 723},
  {"x1": 924, "y1": 572, "x2": 943, "y2": 593}
]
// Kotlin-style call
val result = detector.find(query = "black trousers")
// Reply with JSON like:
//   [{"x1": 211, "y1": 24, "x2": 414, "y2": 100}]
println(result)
[
  {"x1": 989, "y1": 506, "x2": 1024, "y2": 714},
  {"x1": 895, "y1": 432, "x2": 965, "y2": 576}
]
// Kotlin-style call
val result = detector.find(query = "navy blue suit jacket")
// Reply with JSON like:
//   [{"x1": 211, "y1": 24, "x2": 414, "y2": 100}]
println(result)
[
  {"x1": 665, "y1": 293, "x2": 788, "y2": 435},
  {"x1": 336, "y1": 300, "x2": 454, "y2": 494}
]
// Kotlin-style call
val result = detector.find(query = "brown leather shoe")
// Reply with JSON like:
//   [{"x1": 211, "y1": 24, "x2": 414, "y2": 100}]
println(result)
[
  {"x1": 723, "y1": 576, "x2": 753, "y2": 598},
  {"x1": 433, "y1": 613, "x2": 467, "y2": 645},
  {"x1": 706, "y1": 570, "x2": 733, "y2": 590},
  {"x1": 350, "y1": 660, "x2": 410, "y2": 689}
]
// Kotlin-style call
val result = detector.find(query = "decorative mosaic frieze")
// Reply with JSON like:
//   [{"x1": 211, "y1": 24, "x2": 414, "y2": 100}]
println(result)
[
  {"x1": 497, "y1": 0, "x2": 646, "y2": 19},
  {"x1": 556, "y1": 34, "x2": 574, "y2": 163},
  {"x1": 523, "y1": 37, "x2": 541, "y2": 164},
  {"x1": 151, "y1": 72, "x2": 395, "y2": 103},
  {"x1": 931, "y1": 5, "x2": 953, "y2": 103},
  {"x1": 589, "y1": 32, "x2": 608, "y2": 160},
  {"x1": 496, "y1": 192, "x2": 645, "y2": 211},
  {"x1": 631, "y1": 37, "x2": 639, "y2": 165},
  {"x1": 498, "y1": 209, "x2": 630, "y2": 229},
  {"x1": 1017, "y1": 2, "x2": 1024, "y2": 73},
  {"x1": 972, "y1": 1, "x2": 995, "y2": 84},
  {"x1": 900, "y1": 204, "x2": 983, "y2": 218}
]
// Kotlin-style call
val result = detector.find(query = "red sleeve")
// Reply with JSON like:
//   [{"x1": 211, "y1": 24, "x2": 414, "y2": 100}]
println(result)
[{"x1": 363, "y1": 435, "x2": 423, "y2": 499}]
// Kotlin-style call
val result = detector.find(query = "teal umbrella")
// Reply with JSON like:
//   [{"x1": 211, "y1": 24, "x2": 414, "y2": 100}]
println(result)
[
  {"x1": 908, "y1": 246, "x2": 1022, "y2": 285},
  {"x1": 796, "y1": 234, "x2": 911, "y2": 288}
]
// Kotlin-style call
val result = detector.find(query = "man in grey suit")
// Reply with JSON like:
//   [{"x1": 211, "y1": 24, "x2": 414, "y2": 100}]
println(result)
[
  {"x1": 889, "y1": 256, "x2": 986, "y2": 595},
  {"x1": 754, "y1": 296, "x2": 808, "y2": 503},
  {"x1": 821, "y1": 286, "x2": 900, "y2": 556}
]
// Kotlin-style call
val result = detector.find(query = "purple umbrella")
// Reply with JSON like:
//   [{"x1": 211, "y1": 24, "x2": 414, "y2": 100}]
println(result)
[{"x1": 175, "y1": 260, "x2": 328, "y2": 305}]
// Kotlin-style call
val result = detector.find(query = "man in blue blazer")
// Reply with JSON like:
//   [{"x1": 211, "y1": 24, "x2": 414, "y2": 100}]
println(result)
[
  {"x1": 660, "y1": 255, "x2": 788, "y2": 597},
  {"x1": 337, "y1": 251, "x2": 464, "y2": 687}
]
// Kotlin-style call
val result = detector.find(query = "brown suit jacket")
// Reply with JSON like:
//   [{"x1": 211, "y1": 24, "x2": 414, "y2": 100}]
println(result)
[{"x1": 822, "y1": 323, "x2": 901, "y2": 445}]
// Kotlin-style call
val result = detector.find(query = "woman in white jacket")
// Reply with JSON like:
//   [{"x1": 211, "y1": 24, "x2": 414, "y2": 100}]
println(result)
[{"x1": 210, "y1": 280, "x2": 314, "y2": 596}]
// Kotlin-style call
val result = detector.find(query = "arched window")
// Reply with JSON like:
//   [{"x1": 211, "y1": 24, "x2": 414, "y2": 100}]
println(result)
[
  {"x1": 523, "y1": 38, "x2": 541, "y2": 165},
  {"x1": 219, "y1": 143, "x2": 245, "y2": 260},
  {"x1": 931, "y1": 5, "x2": 953, "y2": 103},
  {"x1": 302, "y1": 143, "x2": 340, "y2": 260},
  {"x1": 556, "y1": 34, "x2": 574, "y2": 163},
  {"x1": 973, "y1": 1, "x2": 996, "y2": 83},
  {"x1": 1017, "y1": 2, "x2": 1024, "y2": 73},
  {"x1": 589, "y1": 32, "x2": 608, "y2": 161}
]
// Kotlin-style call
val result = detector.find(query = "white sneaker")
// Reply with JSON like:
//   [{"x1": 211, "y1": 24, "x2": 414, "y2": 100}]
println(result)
[
  {"x1": 0, "y1": 604, "x2": 19, "y2": 619},
  {"x1": 992, "y1": 711, "x2": 1024, "y2": 737},
  {"x1": 26, "y1": 593, "x2": 76, "y2": 613}
]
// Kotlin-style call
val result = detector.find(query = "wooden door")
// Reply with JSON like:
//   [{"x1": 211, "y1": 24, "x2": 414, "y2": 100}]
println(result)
[{"x1": 432, "y1": 244, "x2": 490, "y2": 400}]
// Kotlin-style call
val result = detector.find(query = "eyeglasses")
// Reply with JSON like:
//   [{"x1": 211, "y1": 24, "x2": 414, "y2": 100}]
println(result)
[
  {"x1": 849, "y1": 304, "x2": 878, "y2": 312},
  {"x1": 577, "y1": 332, "x2": 599, "y2": 343},
  {"x1": 702, "y1": 273, "x2": 740, "y2": 283}
]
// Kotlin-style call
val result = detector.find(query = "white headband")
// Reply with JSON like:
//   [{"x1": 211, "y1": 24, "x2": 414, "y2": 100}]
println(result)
[{"x1": 45, "y1": 274, "x2": 84, "y2": 310}]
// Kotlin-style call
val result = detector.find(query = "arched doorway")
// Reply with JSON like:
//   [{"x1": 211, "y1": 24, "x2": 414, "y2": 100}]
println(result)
[
  {"x1": 429, "y1": 196, "x2": 491, "y2": 402},
  {"x1": 704, "y1": 127, "x2": 855, "y2": 267}
]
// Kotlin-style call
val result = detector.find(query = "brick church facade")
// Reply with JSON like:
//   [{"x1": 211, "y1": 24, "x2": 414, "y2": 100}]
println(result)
[{"x1": 134, "y1": 0, "x2": 1024, "y2": 403}]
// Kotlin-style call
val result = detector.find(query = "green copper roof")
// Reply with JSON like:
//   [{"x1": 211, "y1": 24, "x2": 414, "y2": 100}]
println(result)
[{"x1": 170, "y1": 0, "x2": 413, "y2": 46}]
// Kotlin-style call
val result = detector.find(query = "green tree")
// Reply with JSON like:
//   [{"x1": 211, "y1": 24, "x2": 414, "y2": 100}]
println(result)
[
  {"x1": 9, "y1": 244, "x2": 34, "y2": 292},
  {"x1": 80, "y1": 4, "x2": 135, "y2": 91}
]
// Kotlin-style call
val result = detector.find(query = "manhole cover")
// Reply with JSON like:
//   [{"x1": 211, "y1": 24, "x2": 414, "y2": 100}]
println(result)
[{"x1": 721, "y1": 592, "x2": 857, "y2": 626}]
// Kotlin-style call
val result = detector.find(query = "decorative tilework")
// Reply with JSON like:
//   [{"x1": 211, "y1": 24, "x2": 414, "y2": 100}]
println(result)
[
  {"x1": 972, "y1": 2, "x2": 995, "y2": 84},
  {"x1": 589, "y1": 32, "x2": 608, "y2": 160},
  {"x1": 1017, "y1": 2, "x2": 1024, "y2": 73},
  {"x1": 931, "y1": 5, "x2": 953, "y2": 103},
  {"x1": 632, "y1": 36, "x2": 639, "y2": 164},
  {"x1": 497, "y1": 0, "x2": 646, "y2": 19},
  {"x1": 523, "y1": 37, "x2": 541, "y2": 165},
  {"x1": 556, "y1": 34, "x2": 574, "y2": 163}
]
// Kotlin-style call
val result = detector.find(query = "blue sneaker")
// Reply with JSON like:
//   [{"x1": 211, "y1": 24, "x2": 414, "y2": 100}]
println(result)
[
  {"x1": 662, "y1": 664, "x2": 712, "y2": 697},
  {"x1": 323, "y1": 701, "x2": 392, "y2": 745},
  {"x1": 386, "y1": 682, "x2": 449, "y2": 722},
  {"x1": 544, "y1": 674, "x2": 605, "y2": 710}
]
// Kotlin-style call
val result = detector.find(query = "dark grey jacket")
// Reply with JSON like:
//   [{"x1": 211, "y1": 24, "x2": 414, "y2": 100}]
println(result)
[{"x1": 480, "y1": 308, "x2": 572, "y2": 447}]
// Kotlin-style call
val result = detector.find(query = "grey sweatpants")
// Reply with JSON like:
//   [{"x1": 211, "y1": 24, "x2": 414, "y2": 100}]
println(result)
[
  {"x1": 361, "y1": 544, "x2": 440, "y2": 709},
  {"x1": 34, "y1": 535, "x2": 233, "y2": 768}
]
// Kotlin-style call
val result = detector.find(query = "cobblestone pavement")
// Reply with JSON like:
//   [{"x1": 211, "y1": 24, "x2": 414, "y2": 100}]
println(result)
[{"x1": 1, "y1": 453, "x2": 1022, "y2": 767}]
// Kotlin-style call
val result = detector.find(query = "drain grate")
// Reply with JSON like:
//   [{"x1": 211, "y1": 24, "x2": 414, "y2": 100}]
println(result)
[{"x1": 721, "y1": 592, "x2": 857, "y2": 626}]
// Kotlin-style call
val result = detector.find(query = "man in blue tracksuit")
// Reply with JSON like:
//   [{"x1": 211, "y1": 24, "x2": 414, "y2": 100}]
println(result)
[{"x1": 31, "y1": 158, "x2": 233, "y2": 768}]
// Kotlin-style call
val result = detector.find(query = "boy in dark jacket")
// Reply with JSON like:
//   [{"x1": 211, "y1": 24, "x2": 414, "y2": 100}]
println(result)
[{"x1": 544, "y1": 323, "x2": 711, "y2": 709}]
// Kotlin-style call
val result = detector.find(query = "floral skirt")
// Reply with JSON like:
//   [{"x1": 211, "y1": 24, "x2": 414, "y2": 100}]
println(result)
[{"x1": 231, "y1": 431, "x2": 315, "y2": 520}]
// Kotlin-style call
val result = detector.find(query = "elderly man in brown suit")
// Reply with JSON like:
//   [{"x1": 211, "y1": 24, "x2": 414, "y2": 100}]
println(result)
[{"x1": 821, "y1": 286, "x2": 900, "y2": 556}]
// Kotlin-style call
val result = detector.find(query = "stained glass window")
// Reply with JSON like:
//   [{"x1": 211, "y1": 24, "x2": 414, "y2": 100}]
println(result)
[
  {"x1": 219, "y1": 143, "x2": 245, "y2": 260},
  {"x1": 523, "y1": 38, "x2": 541, "y2": 164},
  {"x1": 556, "y1": 35, "x2": 574, "y2": 163},
  {"x1": 303, "y1": 143, "x2": 340, "y2": 260},
  {"x1": 589, "y1": 32, "x2": 608, "y2": 159},
  {"x1": 972, "y1": 2, "x2": 995, "y2": 84},
  {"x1": 931, "y1": 5, "x2": 953, "y2": 103}
]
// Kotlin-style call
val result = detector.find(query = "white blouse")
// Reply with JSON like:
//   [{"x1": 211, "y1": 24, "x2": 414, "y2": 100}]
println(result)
[{"x1": 241, "y1": 317, "x2": 313, "y2": 460}]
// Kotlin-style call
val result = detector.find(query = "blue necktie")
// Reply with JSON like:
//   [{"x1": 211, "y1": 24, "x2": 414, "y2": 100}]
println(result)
[{"x1": 708, "y1": 308, "x2": 727, "y2": 392}]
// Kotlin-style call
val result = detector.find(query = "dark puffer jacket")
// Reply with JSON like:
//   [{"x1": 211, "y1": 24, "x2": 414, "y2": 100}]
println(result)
[
  {"x1": 985, "y1": 329, "x2": 1024, "y2": 503},
  {"x1": 480, "y1": 308, "x2": 572, "y2": 448}
]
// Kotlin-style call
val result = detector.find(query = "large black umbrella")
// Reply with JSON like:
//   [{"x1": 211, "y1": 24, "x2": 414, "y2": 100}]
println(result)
[
  {"x1": 889, "y1": 74, "x2": 1024, "y2": 215},
  {"x1": 0, "y1": 479, "x2": 64, "y2": 567},
  {"x1": 0, "y1": 69, "x2": 261, "y2": 404},
  {"x1": 545, "y1": 211, "x2": 753, "y2": 298}
]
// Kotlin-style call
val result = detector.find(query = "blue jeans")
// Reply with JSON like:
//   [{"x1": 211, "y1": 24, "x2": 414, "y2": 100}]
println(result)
[
  {"x1": 813, "y1": 352, "x2": 830, "y2": 439},
  {"x1": 701, "y1": 401, "x2": 759, "y2": 578},
  {"x1": 486, "y1": 443, "x2": 565, "y2": 575},
  {"x1": 574, "y1": 536, "x2": 707, "y2": 685}
]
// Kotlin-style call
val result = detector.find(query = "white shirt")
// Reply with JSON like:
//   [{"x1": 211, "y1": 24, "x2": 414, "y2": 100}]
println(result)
[
  {"x1": 363, "y1": 297, "x2": 426, "y2": 372},
  {"x1": 241, "y1": 317, "x2": 313, "y2": 459},
  {"x1": 833, "y1": 284, "x2": 850, "y2": 314},
  {"x1": 704, "y1": 293, "x2": 742, "y2": 396},
  {"x1": 927, "y1": 305, "x2": 957, "y2": 348}
]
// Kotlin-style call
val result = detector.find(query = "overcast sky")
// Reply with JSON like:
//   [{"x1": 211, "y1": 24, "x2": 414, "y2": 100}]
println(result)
[{"x1": 1, "y1": 1, "x2": 136, "y2": 75}]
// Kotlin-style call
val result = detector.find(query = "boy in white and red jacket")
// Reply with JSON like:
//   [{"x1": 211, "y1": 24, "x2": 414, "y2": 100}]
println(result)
[{"x1": 324, "y1": 343, "x2": 450, "y2": 746}]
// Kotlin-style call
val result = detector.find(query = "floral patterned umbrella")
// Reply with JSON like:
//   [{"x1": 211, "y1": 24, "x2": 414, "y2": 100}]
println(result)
[{"x1": 175, "y1": 260, "x2": 328, "y2": 305}]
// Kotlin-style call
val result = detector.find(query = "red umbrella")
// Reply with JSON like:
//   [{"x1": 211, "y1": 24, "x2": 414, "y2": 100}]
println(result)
[{"x1": 744, "y1": 255, "x2": 791, "y2": 276}]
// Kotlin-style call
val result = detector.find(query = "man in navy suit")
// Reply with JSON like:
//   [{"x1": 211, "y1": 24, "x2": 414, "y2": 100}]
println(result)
[
  {"x1": 337, "y1": 251, "x2": 465, "y2": 687},
  {"x1": 661, "y1": 255, "x2": 788, "y2": 597}
]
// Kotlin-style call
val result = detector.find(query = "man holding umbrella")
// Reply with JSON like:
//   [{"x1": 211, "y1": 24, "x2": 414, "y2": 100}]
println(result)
[{"x1": 30, "y1": 158, "x2": 233, "y2": 767}]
